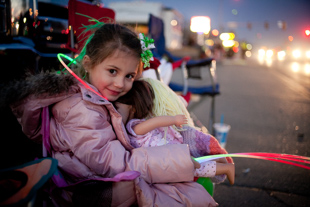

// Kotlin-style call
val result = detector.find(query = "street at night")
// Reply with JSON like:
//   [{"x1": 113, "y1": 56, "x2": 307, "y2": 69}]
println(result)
[{"x1": 188, "y1": 57, "x2": 310, "y2": 207}]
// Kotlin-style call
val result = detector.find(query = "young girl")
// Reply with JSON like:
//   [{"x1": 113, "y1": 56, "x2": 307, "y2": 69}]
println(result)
[
  {"x1": 116, "y1": 78, "x2": 235, "y2": 185},
  {"x1": 6, "y1": 22, "x2": 219, "y2": 206}
]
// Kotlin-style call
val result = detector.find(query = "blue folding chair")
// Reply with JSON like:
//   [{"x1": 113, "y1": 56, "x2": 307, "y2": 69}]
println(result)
[{"x1": 147, "y1": 14, "x2": 220, "y2": 134}]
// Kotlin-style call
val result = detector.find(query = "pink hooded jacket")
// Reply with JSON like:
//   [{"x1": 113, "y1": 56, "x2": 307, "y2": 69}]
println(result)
[{"x1": 11, "y1": 80, "x2": 216, "y2": 206}]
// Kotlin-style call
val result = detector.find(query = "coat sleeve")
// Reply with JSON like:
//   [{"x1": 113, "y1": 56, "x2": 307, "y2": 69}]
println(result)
[
  {"x1": 127, "y1": 144, "x2": 195, "y2": 184},
  {"x1": 52, "y1": 99, "x2": 195, "y2": 183}
]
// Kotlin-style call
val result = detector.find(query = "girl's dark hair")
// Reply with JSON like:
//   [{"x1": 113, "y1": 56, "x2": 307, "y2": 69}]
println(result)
[
  {"x1": 117, "y1": 80, "x2": 154, "y2": 119},
  {"x1": 78, "y1": 23, "x2": 143, "y2": 80}
]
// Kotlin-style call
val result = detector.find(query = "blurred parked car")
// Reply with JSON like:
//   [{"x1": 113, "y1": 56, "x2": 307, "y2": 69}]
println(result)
[{"x1": 0, "y1": 0, "x2": 71, "y2": 83}]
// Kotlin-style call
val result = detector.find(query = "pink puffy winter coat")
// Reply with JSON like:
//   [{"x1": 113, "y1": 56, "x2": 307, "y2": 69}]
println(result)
[{"x1": 10, "y1": 74, "x2": 216, "y2": 206}]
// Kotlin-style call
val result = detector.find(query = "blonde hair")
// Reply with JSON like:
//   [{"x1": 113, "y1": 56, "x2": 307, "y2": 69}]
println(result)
[{"x1": 142, "y1": 78, "x2": 195, "y2": 128}]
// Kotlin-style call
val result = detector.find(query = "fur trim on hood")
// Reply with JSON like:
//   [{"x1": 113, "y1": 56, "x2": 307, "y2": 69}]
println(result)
[{"x1": 0, "y1": 71, "x2": 78, "y2": 108}]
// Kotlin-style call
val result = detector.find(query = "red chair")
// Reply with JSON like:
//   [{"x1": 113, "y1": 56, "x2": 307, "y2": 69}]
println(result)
[{"x1": 67, "y1": 0, "x2": 115, "y2": 54}]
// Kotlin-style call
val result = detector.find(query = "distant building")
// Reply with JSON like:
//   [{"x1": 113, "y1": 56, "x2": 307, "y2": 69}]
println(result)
[{"x1": 108, "y1": 1, "x2": 184, "y2": 49}]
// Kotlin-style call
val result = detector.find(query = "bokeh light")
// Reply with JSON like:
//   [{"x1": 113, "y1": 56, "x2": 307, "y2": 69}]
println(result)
[
  {"x1": 219, "y1": 33, "x2": 235, "y2": 41},
  {"x1": 246, "y1": 44, "x2": 252, "y2": 50},
  {"x1": 277, "y1": 51, "x2": 286, "y2": 61},
  {"x1": 291, "y1": 62, "x2": 300, "y2": 72},
  {"x1": 190, "y1": 16, "x2": 210, "y2": 34},
  {"x1": 205, "y1": 39, "x2": 214, "y2": 46},
  {"x1": 292, "y1": 50, "x2": 301, "y2": 59},
  {"x1": 171, "y1": 20, "x2": 178, "y2": 26},
  {"x1": 232, "y1": 46, "x2": 238, "y2": 53},
  {"x1": 288, "y1": 36, "x2": 293, "y2": 41},
  {"x1": 258, "y1": 49, "x2": 266, "y2": 57},
  {"x1": 211, "y1": 29, "x2": 219, "y2": 36},
  {"x1": 266, "y1": 50, "x2": 273, "y2": 58},
  {"x1": 222, "y1": 40, "x2": 235, "y2": 47},
  {"x1": 245, "y1": 51, "x2": 252, "y2": 57}
]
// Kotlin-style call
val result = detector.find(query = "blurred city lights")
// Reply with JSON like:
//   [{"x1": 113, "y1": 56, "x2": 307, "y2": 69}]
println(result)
[
  {"x1": 305, "y1": 29, "x2": 310, "y2": 36},
  {"x1": 258, "y1": 49, "x2": 266, "y2": 57},
  {"x1": 258, "y1": 49, "x2": 265, "y2": 64},
  {"x1": 205, "y1": 39, "x2": 214, "y2": 46},
  {"x1": 246, "y1": 44, "x2": 252, "y2": 50},
  {"x1": 15, "y1": 22, "x2": 19, "y2": 30},
  {"x1": 219, "y1": 33, "x2": 235, "y2": 41},
  {"x1": 222, "y1": 40, "x2": 235, "y2": 47},
  {"x1": 61, "y1": 29, "x2": 69, "y2": 34},
  {"x1": 232, "y1": 9, "x2": 238, "y2": 15},
  {"x1": 245, "y1": 51, "x2": 252, "y2": 57},
  {"x1": 292, "y1": 49, "x2": 301, "y2": 58},
  {"x1": 288, "y1": 36, "x2": 293, "y2": 41},
  {"x1": 211, "y1": 29, "x2": 219, "y2": 36},
  {"x1": 277, "y1": 50, "x2": 286, "y2": 61},
  {"x1": 306, "y1": 51, "x2": 310, "y2": 59},
  {"x1": 171, "y1": 20, "x2": 178, "y2": 26},
  {"x1": 291, "y1": 62, "x2": 300, "y2": 72},
  {"x1": 190, "y1": 16, "x2": 210, "y2": 34},
  {"x1": 266, "y1": 49, "x2": 273, "y2": 58},
  {"x1": 232, "y1": 46, "x2": 238, "y2": 53},
  {"x1": 29, "y1": 8, "x2": 33, "y2": 16}
]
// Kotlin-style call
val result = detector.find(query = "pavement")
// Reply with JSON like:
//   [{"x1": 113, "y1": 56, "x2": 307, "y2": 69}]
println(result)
[{"x1": 186, "y1": 58, "x2": 310, "y2": 207}]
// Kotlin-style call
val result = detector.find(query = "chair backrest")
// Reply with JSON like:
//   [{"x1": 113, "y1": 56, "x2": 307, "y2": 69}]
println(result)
[
  {"x1": 68, "y1": 0, "x2": 115, "y2": 52},
  {"x1": 147, "y1": 14, "x2": 166, "y2": 59}
]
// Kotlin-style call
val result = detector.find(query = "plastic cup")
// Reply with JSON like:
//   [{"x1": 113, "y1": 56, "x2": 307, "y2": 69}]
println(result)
[{"x1": 213, "y1": 123, "x2": 231, "y2": 148}]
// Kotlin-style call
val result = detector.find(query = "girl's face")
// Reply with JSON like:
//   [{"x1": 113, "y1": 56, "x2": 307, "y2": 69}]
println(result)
[{"x1": 84, "y1": 49, "x2": 140, "y2": 101}]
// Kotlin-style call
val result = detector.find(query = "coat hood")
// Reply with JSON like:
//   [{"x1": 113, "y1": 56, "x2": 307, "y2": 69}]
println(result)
[{"x1": 0, "y1": 72, "x2": 78, "y2": 108}]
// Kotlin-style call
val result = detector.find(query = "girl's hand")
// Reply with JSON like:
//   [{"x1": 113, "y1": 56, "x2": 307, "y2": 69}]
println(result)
[{"x1": 174, "y1": 115, "x2": 187, "y2": 128}]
